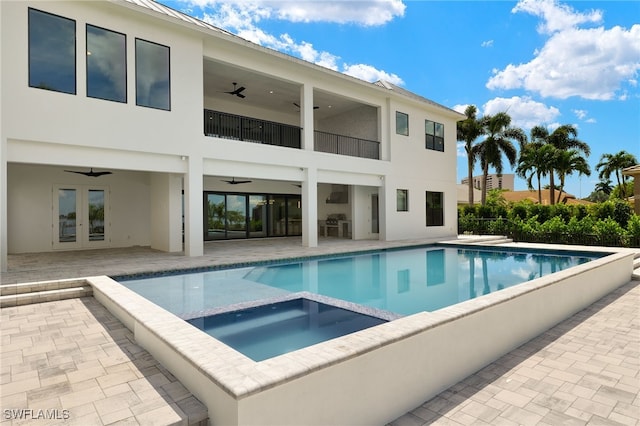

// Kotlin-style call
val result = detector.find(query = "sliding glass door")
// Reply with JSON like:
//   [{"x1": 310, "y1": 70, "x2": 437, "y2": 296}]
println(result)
[{"x1": 204, "y1": 192, "x2": 301, "y2": 240}]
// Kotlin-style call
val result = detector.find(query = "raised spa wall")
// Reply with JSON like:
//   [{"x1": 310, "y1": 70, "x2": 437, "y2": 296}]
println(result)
[{"x1": 88, "y1": 244, "x2": 636, "y2": 425}]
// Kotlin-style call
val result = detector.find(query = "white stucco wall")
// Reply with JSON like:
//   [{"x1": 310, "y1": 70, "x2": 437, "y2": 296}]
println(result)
[{"x1": 1, "y1": 0, "x2": 462, "y2": 261}]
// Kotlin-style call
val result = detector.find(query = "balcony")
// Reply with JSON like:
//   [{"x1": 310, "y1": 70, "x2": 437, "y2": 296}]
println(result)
[
  {"x1": 204, "y1": 110, "x2": 301, "y2": 149},
  {"x1": 314, "y1": 131, "x2": 380, "y2": 160},
  {"x1": 204, "y1": 109, "x2": 380, "y2": 160}
]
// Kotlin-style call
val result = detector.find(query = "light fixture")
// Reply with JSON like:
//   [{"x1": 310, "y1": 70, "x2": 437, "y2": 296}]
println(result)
[{"x1": 181, "y1": 156, "x2": 186, "y2": 161}]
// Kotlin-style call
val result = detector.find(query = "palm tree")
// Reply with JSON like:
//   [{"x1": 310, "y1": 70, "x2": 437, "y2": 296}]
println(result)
[
  {"x1": 474, "y1": 112, "x2": 526, "y2": 205},
  {"x1": 596, "y1": 150, "x2": 638, "y2": 199},
  {"x1": 530, "y1": 125, "x2": 590, "y2": 204},
  {"x1": 456, "y1": 105, "x2": 484, "y2": 205},
  {"x1": 553, "y1": 149, "x2": 591, "y2": 203},
  {"x1": 594, "y1": 179, "x2": 613, "y2": 195},
  {"x1": 516, "y1": 142, "x2": 556, "y2": 204}
]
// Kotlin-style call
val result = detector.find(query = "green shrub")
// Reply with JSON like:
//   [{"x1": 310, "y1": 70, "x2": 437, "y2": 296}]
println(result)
[
  {"x1": 627, "y1": 215, "x2": 640, "y2": 237},
  {"x1": 540, "y1": 216, "x2": 568, "y2": 234},
  {"x1": 550, "y1": 203, "x2": 571, "y2": 223},
  {"x1": 612, "y1": 199, "x2": 633, "y2": 227},
  {"x1": 508, "y1": 202, "x2": 529, "y2": 221}
]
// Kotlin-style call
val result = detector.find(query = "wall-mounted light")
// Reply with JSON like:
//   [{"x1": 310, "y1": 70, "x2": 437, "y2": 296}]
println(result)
[{"x1": 180, "y1": 156, "x2": 186, "y2": 161}]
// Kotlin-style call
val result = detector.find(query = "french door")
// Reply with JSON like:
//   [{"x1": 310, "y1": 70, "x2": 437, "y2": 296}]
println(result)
[{"x1": 53, "y1": 185, "x2": 110, "y2": 249}]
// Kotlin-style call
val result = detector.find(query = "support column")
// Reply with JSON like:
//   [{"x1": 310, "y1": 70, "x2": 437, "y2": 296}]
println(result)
[
  {"x1": 302, "y1": 167, "x2": 318, "y2": 247},
  {"x1": 184, "y1": 156, "x2": 203, "y2": 257},
  {"x1": 300, "y1": 84, "x2": 314, "y2": 151},
  {"x1": 150, "y1": 173, "x2": 183, "y2": 252}
]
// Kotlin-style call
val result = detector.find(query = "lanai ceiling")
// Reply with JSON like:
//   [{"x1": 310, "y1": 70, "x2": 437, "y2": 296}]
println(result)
[{"x1": 203, "y1": 58, "x2": 368, "y2": 120}]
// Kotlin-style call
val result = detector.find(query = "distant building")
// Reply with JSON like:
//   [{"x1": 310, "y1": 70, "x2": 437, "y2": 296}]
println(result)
[
  {"x1": 461, "y1": 174, "x2": 514, "y2": 192},
  {"x1": 622, "y1": 165, "x2": 640, "y2": 214}
]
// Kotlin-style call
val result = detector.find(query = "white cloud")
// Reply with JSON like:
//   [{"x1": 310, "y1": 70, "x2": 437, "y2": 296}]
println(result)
[
  {"x1": 487, "y1": 0, "x2": 640, "y2": 100},
  {"x1": 188, "y1": 0, "x2": 404, "y2": 26},
  {"x1": 512, "y1": 0, "x2": 602, "y2": 34},
  {"x1": 452, "y1": 104, "x2": 470, "y2": 114},
  {"x1": 191, "y1": 0, "x2": 404, "y2": 83},
  {"x1": 481, "y1": 40, "x2": 494, "y2": 48},
  {"x1": 270, "y1": 0, "x2": 406, "y2": 26},
  {"x1": 342, "y1": 64, "x2": 403, "y2": 85},
  {"x1": 483, "y1": 96, "x2": 561, "y2": 130}
]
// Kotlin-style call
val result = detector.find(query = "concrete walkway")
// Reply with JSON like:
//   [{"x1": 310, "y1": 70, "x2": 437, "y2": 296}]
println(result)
[{"x1": 1, "y1": 239, "x2": 639, "y2": 425}]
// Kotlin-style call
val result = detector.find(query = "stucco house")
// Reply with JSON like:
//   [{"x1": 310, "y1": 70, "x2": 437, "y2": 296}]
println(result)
[{"x1": 0, "y1": 0, "x2": 464, "y2": 271}]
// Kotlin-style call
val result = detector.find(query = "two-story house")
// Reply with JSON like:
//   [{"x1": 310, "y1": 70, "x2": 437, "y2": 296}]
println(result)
[{"x1": 0, "y1": 0, "x2": 464, "y2": 271}]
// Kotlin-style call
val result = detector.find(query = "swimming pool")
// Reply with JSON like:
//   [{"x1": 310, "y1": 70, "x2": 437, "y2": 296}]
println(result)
[
  {"x1": 121, "y1": 245, "x2": 601, "y2": 318},
  {"x1": 96, "y1": 242, "x2": 633, "y2": 425}
]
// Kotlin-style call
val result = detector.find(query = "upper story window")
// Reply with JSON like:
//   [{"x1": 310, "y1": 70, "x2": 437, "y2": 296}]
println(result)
[
  {"x1": 135, "y1": 38, "x2": 170, "y2": 110},
  {"x1": 397, "y1": 189, "x2": 408, "y2": 212},
  {"x1": 425, "y1": 120, "x2": 444, "y2": 152},
  {"x1": 28, "y1": 8, "x2": 76, "y2": 94},
  {"x1": 396, "y1": 111, "x2": 409, "y2": 136},
  {"x1": 86, "y1": 25, "x2": 126, "y2": 103}
]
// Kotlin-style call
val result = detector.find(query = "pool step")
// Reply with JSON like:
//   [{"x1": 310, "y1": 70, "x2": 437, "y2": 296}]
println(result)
[{"x1": 0, "y1": 279, "x2": 92, "y2": 308}]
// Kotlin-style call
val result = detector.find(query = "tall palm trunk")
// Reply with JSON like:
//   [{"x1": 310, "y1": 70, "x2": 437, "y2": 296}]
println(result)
[
  {"x1": 481, "y1": 162, "x2": 489, "y2": 205},
  {"x1": 467, "y1": 155, "x2": 474, "y2": 205},
  {"x1": 549, "y1": 171, "x2": 556, "y2": 205}
]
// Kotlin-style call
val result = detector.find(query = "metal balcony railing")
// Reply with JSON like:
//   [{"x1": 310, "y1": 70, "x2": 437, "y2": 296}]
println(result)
[
  {"x1": 204, "y1": 110, "x2": 381, "y2": 160},
  {"x1": 314, "y1": 131, "x2": 380, "y2": 160},
  {"x1": 204, "y1": 110, "x2": 301, "y2": 149}
]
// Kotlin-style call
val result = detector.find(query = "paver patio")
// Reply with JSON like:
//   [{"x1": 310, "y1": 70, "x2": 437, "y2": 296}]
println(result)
[{"x1": 1, "y1": 238, "x2": 639, "y2": 425}]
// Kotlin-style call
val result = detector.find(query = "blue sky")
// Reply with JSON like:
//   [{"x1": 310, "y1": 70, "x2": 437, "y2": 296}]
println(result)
[{"x1": 160, "y1": 0, "x2": 639, "y2": 198}]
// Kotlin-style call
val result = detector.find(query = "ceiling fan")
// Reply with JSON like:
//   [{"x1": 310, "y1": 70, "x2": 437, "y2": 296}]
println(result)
[
  {"x1": 224, "y1": 82, "x2": 246, "y2": 98},
  {"x1": 221, "y1": 177, "x2": 252, "y2": 185},
  {"x1": 64, "y1": 168, "x2": 112, "y2": 177},
  {"x1": 293, "y1": 102, "x2": 319, "y2": 110}
]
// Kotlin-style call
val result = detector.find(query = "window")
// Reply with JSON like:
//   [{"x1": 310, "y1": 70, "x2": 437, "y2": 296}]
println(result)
[
  {"x1": 425, "y1": 120, "x2": 444, "y2": 152},
  {"x1": 426, "y1": 191, "x2": 444, "y2": 226},
  {"x1": 28, "y1": 8, "x2": 76, "y2": 94},
  {"x1": 396, "y1": 189, "x2": 408, "y2": 211},
  {"x1": 86, "y1": 25, "x2": 126, "y2": 102},
  {"x1": 396, "y1": 111, "x2": 408, "y2": 136},
  {"x1": 135, "y1": 38, "x2": 170, "y2": 110}
]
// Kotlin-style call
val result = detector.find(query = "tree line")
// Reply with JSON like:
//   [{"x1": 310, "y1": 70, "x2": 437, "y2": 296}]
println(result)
[{"x1": 456, "y1": 105, "x2": 637, "y2": 206}]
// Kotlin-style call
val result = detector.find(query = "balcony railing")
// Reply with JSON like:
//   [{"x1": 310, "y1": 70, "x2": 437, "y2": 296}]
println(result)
[
  {"x1": 204, "y1": 110, "x2": 301, "y2": 149},
  {"x1": 314, "y1": 131, "x2": 380, "y2": 160},
  {"x1": 204, "y1": 110, "x2": 380, "y2": 160}
]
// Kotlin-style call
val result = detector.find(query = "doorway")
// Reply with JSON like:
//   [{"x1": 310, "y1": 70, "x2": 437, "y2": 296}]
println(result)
[{"x1": 53, "y1": 185, "x2": 109, "y2": 249}]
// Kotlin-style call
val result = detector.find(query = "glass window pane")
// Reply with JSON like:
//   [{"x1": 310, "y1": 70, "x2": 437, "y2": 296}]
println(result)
[
  {"x1": 425, "y1": 120, "x2": 434, "y2": 136},
  {"x1": 435, "y1": 137, "x2": 444, "y2": 152},
  {"x1": 87, "y1": 25, "x2": 126, "y2": 102},
  {"x1": 426, "y1": 191, "x2": 444, "y2": 227},
  {"x1": 426, "y1": 134, "x2": 434, "y2": 150},
  {"x1": 396, "y1": 112, "x2": 408, "y2": 136},
  {"x1": 269, "y1": 196, "x2": 287, "y2": 236},
  {"x1": 29, "y1": 8, "x2": 76, "y2": 94},
  {"x1": 88, "y1": 190, "x2": 105, "y2": 241},
  {"x1": 206, "y1": 194, "x2": 226, "y2": 240},
  {"x1": 434, "y1": 122, "x2": 444, "y2": 138},
  {"x1": 136, "y1": 38, "x2": 170, "y2": 110},
  {"x1": 396, "y1": 189, "x2": 408, "y2": 212},
  {"x1": 249, "y1": 195, "x2": 267, "y2": 237},
  {"x1": 226, "y1": 195, "x2": 247, "y2": 239},
  {"x1": 58, "y1": 189, "x2": 77, "y2": 242},
  {"x1": 287, "y1": 197, "x2": 302, "y2": 236}
]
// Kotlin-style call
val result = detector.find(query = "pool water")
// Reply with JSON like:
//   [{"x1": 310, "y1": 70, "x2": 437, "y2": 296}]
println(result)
[
  {"x1": 120, "y1": 245, "x2": 600, "y2": 318},
  {"x1": 186, "y1": 298, "x2": 387, "y2": 361}
]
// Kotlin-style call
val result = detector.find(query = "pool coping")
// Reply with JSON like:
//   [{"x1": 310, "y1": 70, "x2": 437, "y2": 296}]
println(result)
[{"x1": 90, "y1": 246, "x2": 634, "y2": 398}]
